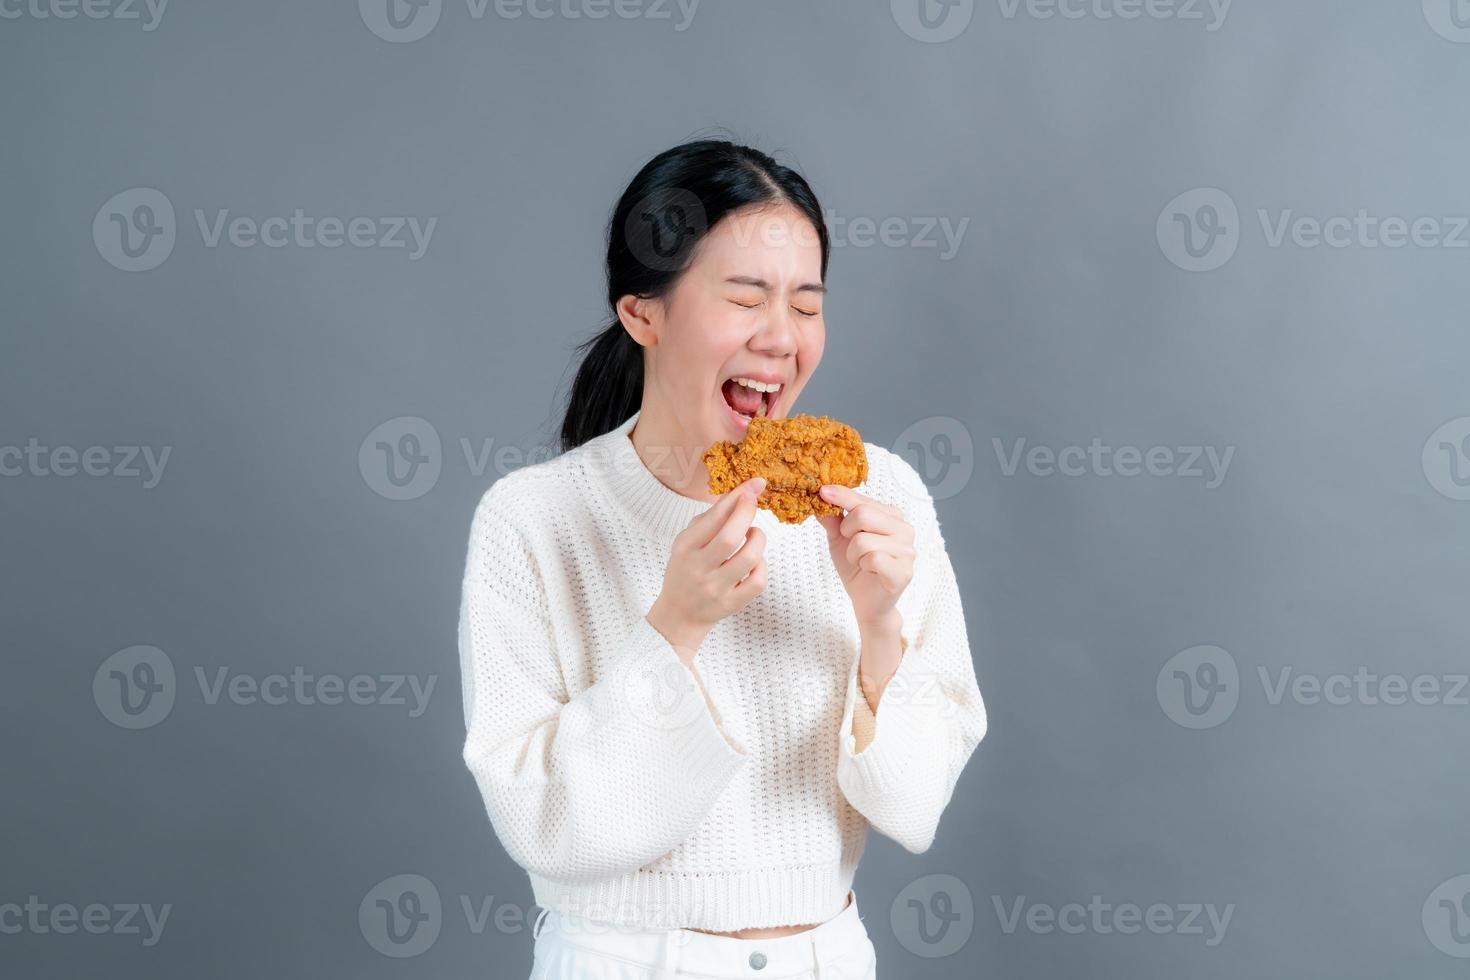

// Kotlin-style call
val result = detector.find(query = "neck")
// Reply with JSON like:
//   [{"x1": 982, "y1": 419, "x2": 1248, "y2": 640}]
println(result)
[
  {"x1": 598, "y1": 403, "x2": 778, "y2": 545},
  {"x1": 627, "y1": 403, "x2": 720, "y2": 504}
]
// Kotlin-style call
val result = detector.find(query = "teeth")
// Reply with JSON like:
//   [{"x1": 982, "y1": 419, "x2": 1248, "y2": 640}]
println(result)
[{"x1": 733, "y1": 377, "x2": 782, "y2": 394}]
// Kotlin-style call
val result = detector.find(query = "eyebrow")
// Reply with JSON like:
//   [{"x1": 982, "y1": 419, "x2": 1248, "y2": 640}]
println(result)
[{"x1": 723, "y1": 275, "x2": 827, "y2": 296}]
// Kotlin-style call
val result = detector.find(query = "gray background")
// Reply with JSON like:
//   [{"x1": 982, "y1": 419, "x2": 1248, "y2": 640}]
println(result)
[{"x1": 4, "y1": 0, "x2": 1469, "y2": 977}]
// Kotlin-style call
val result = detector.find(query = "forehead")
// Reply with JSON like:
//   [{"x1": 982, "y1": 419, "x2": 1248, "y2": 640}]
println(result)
[{"x1": 694, "y1": 203, "x2": 823, "y2": 276}]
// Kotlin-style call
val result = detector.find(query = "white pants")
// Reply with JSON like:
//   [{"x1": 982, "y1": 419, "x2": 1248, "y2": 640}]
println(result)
[{"x1": 528, "y1": 890, "x2": 878, "y2": 979}]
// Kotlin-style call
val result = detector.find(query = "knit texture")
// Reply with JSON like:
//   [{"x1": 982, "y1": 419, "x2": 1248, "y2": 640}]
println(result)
[{"x1": 457, "y1": 408, "x2": 988, "y2": 931}]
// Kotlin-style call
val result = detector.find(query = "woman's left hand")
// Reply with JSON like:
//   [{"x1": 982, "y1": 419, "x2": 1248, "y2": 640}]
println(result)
[{"x1": 816, "y1": 484, "x2": 916, "y2": 628}]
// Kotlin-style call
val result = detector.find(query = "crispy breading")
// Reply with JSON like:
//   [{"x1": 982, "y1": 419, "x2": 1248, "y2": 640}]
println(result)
[{"x1": 703, "y1": 414, "x2": 868, "y2": 524}]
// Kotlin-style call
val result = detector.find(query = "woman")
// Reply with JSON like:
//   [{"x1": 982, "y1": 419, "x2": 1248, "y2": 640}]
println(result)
[{"x1": 457, "y1": 138, "x2": 988, "y2": 979}]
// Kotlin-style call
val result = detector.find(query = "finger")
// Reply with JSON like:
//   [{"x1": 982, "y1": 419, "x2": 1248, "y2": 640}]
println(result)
[
  {"x1": 731, "y1": 555, "x2": 768, "y2": 596},
  {"x1": 839, "y1": 502, "x2": 906, "y2": 540},
  {"x1": 817, "y1": 484, "x2": 863, "y2": 511},
  {"x1": 859, "y1": 550, "x2": 906, "y2": 593},
  {"x1": 718, "y1": 526, "x2": 766, "y2": 590},
  {"x1": 845, "y1": 530, "x2": 891, "y2": 569},
  {"x1": 818, "y1": 484, "x2": 889, "y2": 515},
  {"x1": 693, "y1": 476, "x2": 765, "y2": 551}
]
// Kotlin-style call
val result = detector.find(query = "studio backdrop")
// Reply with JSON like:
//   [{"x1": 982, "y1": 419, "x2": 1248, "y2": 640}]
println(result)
[{"x1": 4, "y1": 2, "x2": 1468, "y2": 978}]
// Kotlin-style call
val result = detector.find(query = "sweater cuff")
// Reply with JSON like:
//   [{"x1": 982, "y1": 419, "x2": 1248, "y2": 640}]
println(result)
[
  {"x1": 838, "y1": 634, "x2": 948, "y2": 800},
  {"x1": 616, "y1": 614, "x2": 751, "y2": 762}
]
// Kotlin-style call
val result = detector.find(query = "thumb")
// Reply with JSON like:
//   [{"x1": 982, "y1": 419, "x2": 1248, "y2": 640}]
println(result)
[
  {"x1": 817, "y1": 515, "x2": 852, "y2": 579},
  {"x1": 816, "y1": 514, "x2": 842, "y2": 544}
]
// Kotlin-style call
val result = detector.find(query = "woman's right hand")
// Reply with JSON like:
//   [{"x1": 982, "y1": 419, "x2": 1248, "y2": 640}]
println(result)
[{"x1": 647, "y1": 476, "x2": 768, "y2": 664}]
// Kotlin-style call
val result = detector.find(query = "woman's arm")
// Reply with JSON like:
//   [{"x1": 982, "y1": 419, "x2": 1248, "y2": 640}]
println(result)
[
  {"x1": 458, "y1": 490, "x2": 749, "y2": 884},
  {"x1": 834, "y1": 463, "x2": 988, "y2": 853}
]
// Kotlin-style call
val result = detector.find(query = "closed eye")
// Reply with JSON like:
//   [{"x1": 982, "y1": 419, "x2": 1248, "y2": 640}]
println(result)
[{"x1": 731, "y1": 298, "x2": 820, "y2": 317}]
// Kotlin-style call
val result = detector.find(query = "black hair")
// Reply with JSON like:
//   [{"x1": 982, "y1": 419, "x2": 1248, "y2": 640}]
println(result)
[{"x1": 558, "y1": 137, "x2": 830, "y2": 451}]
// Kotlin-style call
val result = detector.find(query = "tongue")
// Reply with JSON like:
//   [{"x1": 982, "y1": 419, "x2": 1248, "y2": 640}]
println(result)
[{"x1": 722, "y1": 378, "x2": 763, "y2": 416}]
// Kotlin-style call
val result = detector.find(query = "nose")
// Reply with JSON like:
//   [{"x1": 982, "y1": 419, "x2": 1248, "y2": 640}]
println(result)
[{"x1": 750, "y1": 307, "x2": 798, "y2": 359}]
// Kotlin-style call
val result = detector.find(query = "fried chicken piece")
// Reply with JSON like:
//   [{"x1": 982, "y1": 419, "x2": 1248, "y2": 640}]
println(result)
[{"x1": 703, "y1": 414, "x2": 868, "y2": 524}]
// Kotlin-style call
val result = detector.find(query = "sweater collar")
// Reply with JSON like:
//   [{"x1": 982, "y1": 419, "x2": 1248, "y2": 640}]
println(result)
[{"x1": 597, "y1": 408, "x2": 780, "y2": 544}]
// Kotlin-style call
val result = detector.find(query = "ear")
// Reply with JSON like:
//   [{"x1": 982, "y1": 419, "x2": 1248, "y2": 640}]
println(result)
[{"x1": 615, "y1": 293, "x2": 659, "y2": 348}]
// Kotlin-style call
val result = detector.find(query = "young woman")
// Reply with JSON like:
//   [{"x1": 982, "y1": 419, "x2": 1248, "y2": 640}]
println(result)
[{"x1": 457, "y1": 138, "x2": 988, "y2": 979}]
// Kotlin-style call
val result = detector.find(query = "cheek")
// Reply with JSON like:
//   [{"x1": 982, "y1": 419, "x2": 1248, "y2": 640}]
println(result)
[
  {"x1": 668, "y1": 305, "x2": 744, "y2": 371},
  {"x1": 798, "y1": 322, "x2": 826, "y2": 371}
]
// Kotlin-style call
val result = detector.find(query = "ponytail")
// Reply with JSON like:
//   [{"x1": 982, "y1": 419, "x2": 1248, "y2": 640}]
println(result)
[{"x1": 559, "y1": 321, "x2": 645, "y2": 453}]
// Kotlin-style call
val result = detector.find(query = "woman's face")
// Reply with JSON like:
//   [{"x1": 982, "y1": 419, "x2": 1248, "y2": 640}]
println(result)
[{"x1": 622, "y1": 202, "x2": 826, "y2": 455}]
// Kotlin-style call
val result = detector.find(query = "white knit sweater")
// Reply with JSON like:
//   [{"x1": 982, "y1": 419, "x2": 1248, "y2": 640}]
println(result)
[{"x1": 457, "y1": 408, "x2": 987, "y2": 932}]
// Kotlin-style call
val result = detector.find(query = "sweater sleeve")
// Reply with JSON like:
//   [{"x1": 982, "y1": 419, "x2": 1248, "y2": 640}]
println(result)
[
  {"x1": 835, "y1": 459, "x2": 988, "y2": 854},
  {"x1": 458, "y1": 490, "x2": 751, "y2": 884}
]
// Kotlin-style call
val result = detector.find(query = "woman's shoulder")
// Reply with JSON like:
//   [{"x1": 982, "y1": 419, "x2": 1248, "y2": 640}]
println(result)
[{"x1": 467, "y1": 433, "x2": 606, "y2": 538}]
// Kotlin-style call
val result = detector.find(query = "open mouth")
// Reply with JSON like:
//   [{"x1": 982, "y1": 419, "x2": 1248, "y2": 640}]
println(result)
[{"x1": 720, "y1": 376, "x2": 779, "y2": 425}]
